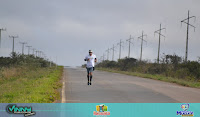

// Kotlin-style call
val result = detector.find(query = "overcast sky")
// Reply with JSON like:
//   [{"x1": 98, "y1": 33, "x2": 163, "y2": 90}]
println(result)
[{"x1": 0, "y1": 0, "x2": 200, "y2": 66}]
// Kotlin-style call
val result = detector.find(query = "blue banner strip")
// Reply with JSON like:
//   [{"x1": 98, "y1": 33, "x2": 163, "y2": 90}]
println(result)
[{"x1": 0, "y1": 103, "x2": 199, "y2": 117}]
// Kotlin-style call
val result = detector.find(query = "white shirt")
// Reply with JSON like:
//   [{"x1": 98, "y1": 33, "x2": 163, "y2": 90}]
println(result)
[{"x1": 85, "y1": 54, "x2": 96, "y2": 68}]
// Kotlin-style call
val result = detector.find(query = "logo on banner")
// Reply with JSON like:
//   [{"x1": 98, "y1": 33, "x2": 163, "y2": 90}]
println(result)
[
  {"x1": 93, "y1": 104, "x2": 110, "y2": 116},
  {"x1": 6, "y1": 104, "x2": 35, "y2": 116},
  {"x1": 177, "y1": 104, "x2": 193, "y2": 116}
]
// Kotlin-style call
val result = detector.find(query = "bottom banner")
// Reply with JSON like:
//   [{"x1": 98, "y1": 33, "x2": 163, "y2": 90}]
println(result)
[{"x1": 0, "y1": 103, "x2": 199, "y2": 117}]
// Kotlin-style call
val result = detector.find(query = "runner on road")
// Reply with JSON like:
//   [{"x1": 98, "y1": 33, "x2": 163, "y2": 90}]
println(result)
[{"x1": 84, "y1": 50, "x2": 97, "y2": 85}]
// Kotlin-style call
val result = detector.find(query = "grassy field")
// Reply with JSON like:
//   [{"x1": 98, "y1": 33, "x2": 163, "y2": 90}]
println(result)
[
  {"x1": 0, "y1": 66, "x2": 63, "y2": 103},
  {"x1": 97, "y1": 67, "x2": 200, "y2": 88}
]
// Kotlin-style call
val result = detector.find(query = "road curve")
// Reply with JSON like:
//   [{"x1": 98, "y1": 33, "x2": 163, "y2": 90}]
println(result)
[{"x1": 62, "y1": 67, "x2": 200, "y2": 103}]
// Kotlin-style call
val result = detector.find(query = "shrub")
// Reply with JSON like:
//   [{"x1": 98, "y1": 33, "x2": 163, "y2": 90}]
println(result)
[
  {"x1": 96, "y1": 54, "x2": 200, "y2": 81},
  {"x1": 0, "y1": 52, "x2": 54, "y2": 68}
]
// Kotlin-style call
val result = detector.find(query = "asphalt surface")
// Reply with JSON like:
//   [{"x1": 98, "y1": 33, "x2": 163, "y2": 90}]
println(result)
[{"x1": 62, "y1": 67, "x2": 200, "y2": 103}]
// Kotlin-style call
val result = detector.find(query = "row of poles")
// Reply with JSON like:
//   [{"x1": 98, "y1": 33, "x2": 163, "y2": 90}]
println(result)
[
  {"x1": 0, "y1": 28, "x2": 58, "y2": 67},
  {"x1": 102, "y1": 32, "x2": 148, "y2": 62},
  {"x1": 0, "y1": 29, "x2": 47, "y2": 59},
  {"x1": 99, "y1": 10, "x2": 196, "y2": 63}
]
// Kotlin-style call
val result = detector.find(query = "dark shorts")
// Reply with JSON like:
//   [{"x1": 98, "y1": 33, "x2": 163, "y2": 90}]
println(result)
[{"x1": 87, "y1": 67, "x2": 94, "y2": 74}]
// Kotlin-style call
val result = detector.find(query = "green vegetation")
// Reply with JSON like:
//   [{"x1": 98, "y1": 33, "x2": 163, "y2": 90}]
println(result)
[
  {"x1": 96, "y1": 54, "x2": 200, "y2": 88},
  {"x1": 0, "y1": 52, "x2": 63, "y2": 103}
]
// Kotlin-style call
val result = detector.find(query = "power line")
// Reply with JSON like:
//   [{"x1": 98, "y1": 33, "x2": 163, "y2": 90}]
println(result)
[
  {"x1": 110, "y1": 44, "x2": 117, "y2": 61},
  {"x1": 138, "y1": 31, "x2": 147, "y2": 61},
  {"x1": 19, "y1": 42, "x2": 27, "y2": 54},
  {"x1": 117, "y1": 39, "x2": 124, "y2": 60},
  {"x1": 154, "y1": 24, "x2": 166, "y2": 63},
  {"x1": 9, "y1": 35, "x2": 18, "y2": 53},
  {"x1": 181, "y1": 10, "x2": 196, "y2": 62},
  {"x1": 126, "y1": 35, "x2": 134, "y2": 58},
  {"x1": 0, "y1": 28, "x2": 6, "y2": 48}
]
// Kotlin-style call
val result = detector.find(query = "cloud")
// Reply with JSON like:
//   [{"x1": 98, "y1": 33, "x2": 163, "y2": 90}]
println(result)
[{"x1": 0, "y1": 0, "x2": 199, "y2": 66}]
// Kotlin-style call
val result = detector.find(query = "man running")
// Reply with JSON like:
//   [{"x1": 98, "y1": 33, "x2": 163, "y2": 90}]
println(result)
[{"x1": 84, "y1": 50, "x2": 97, "y2": 85}]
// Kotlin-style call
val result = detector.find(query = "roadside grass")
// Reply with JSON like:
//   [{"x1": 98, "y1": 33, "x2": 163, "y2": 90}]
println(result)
[
  {"x1": 97, "y1": 67, "x2": 200, "y2": 88},
  {"x1": 0, "y1": 66, "x2": 63, "y2": 103}
]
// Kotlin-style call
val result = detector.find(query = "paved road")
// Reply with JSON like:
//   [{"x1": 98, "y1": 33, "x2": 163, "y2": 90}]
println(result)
[{"x1": 61, "y1": 67, "x2": 200, "y2": 103}]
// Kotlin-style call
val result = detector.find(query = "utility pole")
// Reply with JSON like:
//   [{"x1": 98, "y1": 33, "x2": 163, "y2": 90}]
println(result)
[
  {"x1": 126, "y1": 35, "x2": 134, "y2": 58},
  {"x1": 110, "y1": 44, "x2": 116, "y2": 61},
  {"x1": 181, "y1": 10, "x2": 196, "y2": 62},
  {"x1": 9, "y1": 35, "x2": 18, "y2": 53},
  {"x1": 138, "y1": 31, "x2": 147, "y2": 61},
  {"x1": 0, "y1": 28, "x2": 6, "y2": 48},
  {"x1": 26, "y1": 46, "x2": 32, "y2": 55},
  {"x1": 117, "y1": 39, "x2": 124, "y2": 60},
  {"x1": 154, "y1": 24, "x2": 166, "y2": 63},
  {"x1": 19, "y1": 42, "x2": 27, "y2": 54},
  {"x1": 106, "y1": 48, "x2": 110, "y2": 60}
]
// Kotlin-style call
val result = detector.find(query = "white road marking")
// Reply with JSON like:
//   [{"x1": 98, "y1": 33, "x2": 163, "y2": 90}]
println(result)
[{"x1": 62, "y1": 80, "x2": 66, "y2": 103}]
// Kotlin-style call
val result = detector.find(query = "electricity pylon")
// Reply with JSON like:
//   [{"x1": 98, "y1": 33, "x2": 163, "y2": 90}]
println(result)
[
  {"x1": 110, "y1": 44, "x2": 117, "y2": 61},
  {"x1": 9, "y1": 35, "x2": 18, "y2": 53},
  {"x1": 19, "y1": 42, "x2": 27, "y2": 54},
  {"x1": 181, "y1": 10, "x2": 196, "y2": 62},
  {"x1": 154, "y1": 24, "x2": 166, "y2": 63},
  {"x1": 0, "y1": 28, "x2": 6, "y2": 48},
  {"x1": 106, "y1": 48, "x2": 111, "y2": 60},
  {"x1": 138, "y1": 31, "x2": 147, "y2": 61},
  {"x1": 117, "y1": 39, "x2": 124, "y2": 60},
  {"x1": 126, "y1": 35, "x2": 134, "y2": 58}
]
